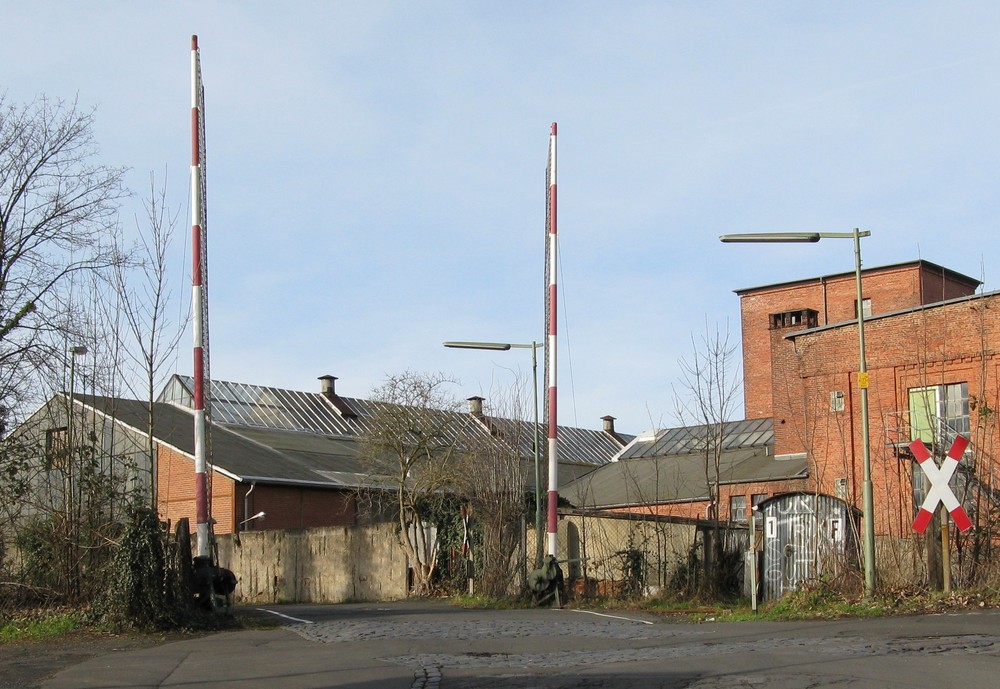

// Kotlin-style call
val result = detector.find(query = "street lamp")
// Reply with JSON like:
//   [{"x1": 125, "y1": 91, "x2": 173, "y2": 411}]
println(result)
[
  {"x1": 443, "y1": 340, "x2": 544, "y2": 567},
  {"x1": 238, "y1": 511, "x2": 266, "y2": 529},
  {"x1": 720, "y1": 228, "x2": 876, "y2": 599},
  {"x1": 66, "y1": 344, "x2": 87, "y2": 586},
  {"x1": 67, "y1": 345, "x2": 88, "y2": 456}
]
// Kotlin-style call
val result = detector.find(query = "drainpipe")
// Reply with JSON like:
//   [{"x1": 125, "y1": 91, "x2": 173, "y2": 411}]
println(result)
[{"x1": 243, "y1": 482, "x2": 256, "y2": 531}]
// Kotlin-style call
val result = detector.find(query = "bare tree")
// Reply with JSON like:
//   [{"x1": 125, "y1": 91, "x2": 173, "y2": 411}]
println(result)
[
  {"x1": 0, "y1": 95, "x2": 126, "y2": 423},
  {"x1": 674, "y1": 320, "x2": 742, "y2": 593},
  {"x1": 674, "y1": 320, "x2": 742, "y2": 521},
  {"x1": 108, "y1": 172, "x2": 187, "y2": 508},
  {"x1": 457, "y1": 385, "x2": 530, "y2": 598},
  {"x1": 358, "y1": 371, "x2": 464, "y2": 595}
]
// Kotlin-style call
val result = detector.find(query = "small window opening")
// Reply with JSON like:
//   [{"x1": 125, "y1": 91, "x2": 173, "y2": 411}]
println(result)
[
  {"x1": 45, "y1": 426, "x2": 69, "y2": 471},
  {"x1": 769, "y1": 308, "x2": 819, "y2": 330},
  {"x1": 834, "y1": 477, "x2": 848, "y2": 499}
]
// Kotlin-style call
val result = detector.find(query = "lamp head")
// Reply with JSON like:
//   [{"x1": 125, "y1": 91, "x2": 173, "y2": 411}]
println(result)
[
  {"x1": 719, "y1": 233, "x2": 821, "y2": 243},
  {"x1": 443, "y1": 341, "x2": 512, "y2": 351}
]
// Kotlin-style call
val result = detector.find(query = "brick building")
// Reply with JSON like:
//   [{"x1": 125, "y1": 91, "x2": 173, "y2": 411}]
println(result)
[
  {"x1": 736, "y1": 260, "x2": 980, "y2": 420},
  {"x1": 775, "y1": 286, "x2": 1000, "y2": 539},
  {"x1": 571, "y1": 259, "x2": 998, "y2": 552},
  {"x1": 735, "y1": 258, "x2": 1000, "y2": 546},
  {"x1": 12, "y1": 375, "x2": 630, "y2": 538}
]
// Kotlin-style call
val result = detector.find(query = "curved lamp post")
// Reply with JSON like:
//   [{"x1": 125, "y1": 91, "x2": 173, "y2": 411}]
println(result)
[
  {"x1": 443, "y1": 340, "x2": 544, "y2": 567},
  {"x1": 720, "y1": 228, "x2": 875, "y2": 599},
  {"x1": 238, "y1": 511, "x2": 266, "y2": 529}
]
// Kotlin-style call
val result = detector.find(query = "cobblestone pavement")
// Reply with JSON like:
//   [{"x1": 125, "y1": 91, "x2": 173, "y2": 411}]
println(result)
[
  {"x1": 285, "y1": 607, "x2": 1000, "y2": 689},
  {"x1": 32, "y1": 604, "x2": 1000, "y2": 689}
]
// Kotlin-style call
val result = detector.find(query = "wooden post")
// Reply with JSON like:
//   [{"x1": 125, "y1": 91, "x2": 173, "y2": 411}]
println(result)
[{"x1": 940, "y1": 505, "x2": 951, "y2": 593}]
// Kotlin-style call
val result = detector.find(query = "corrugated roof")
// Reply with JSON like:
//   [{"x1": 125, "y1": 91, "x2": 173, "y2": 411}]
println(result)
[
  {"x1": 81, "y1": 395, "x2": 353, "y2": 485},
  {"x1": 562, "y1": 417, "x2": 807, "y2": 509},
  {"x1": 87, "y1": 374, "x2": 632, "y2": 490},
  {"x1": 616, "y1": 418, "x2": 773, "y2": 460},
  {"x1": 565, "y1": 446, "x2": 807, "y2": 509},
  {"x1": 160, "y1": 375, "x2": 625, "y2": 467}
]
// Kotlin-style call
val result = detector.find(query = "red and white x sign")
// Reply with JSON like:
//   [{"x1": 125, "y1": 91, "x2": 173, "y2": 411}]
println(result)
[{"x1": 909, "y1": 436, "x2": 972, "y2": 533}]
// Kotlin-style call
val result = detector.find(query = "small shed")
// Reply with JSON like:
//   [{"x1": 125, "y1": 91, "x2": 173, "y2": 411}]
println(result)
[{"x1": 753, "y1": 492, "x2": 860, "y2": 601}]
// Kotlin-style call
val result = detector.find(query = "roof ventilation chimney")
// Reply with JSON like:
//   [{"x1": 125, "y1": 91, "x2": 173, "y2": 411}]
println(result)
[
  {"x1": 602, "y1": 415, "x2": 626, "y2": 445},
  {"x1": 318, "y1": 375, "x2": 357, "y2": 419},
  {"x1": 467, "y1": 396, "x2": 485, "y2": 417},
  {"x1": 319, "y1": 375, "x2": 337, "y2": 399}
]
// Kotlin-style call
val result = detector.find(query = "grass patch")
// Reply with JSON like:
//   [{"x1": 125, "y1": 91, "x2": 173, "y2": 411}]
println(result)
[
  {"x1": 0, "y1": 613, "x2": 83, "y2": 643},
  {"x1": 0, "y1": 607, "x2": 280, "y2": 645},
  {"x1": 652, "y1": 584, "x2": 1000, "y2": 623}
]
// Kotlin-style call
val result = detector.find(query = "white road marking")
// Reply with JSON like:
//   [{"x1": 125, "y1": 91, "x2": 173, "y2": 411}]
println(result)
[
  {"x1": 257, "y1": 607, "x2": 314, "y2": 624},
  {"x1": 568, "y1": 609, "x2": 654, "y2": 625}
]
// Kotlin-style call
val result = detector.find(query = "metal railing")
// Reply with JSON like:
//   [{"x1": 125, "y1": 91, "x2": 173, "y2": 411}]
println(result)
[{"x1": 883, "y1": 410, "x2": 972, "y2": 459}]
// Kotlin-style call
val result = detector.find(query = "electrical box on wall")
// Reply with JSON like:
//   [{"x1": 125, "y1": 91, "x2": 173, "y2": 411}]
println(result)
[
  {"x1": 830, "y1": 391, "x2": 845, "y2": 412},
  {"x1": 835, "y1": 477, "x2": 848, "y2": 499}
]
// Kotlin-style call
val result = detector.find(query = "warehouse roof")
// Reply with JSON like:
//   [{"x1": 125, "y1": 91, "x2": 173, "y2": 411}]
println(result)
[{"x1": 71, "y1": 374, "x2": 630, "y2": 489}]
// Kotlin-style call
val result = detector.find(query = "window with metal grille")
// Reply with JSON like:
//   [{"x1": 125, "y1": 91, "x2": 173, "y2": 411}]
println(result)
[
  {"x1": 911, "y1": 467, "x2": 926, "y2": 517},
  {"x1": 908, "y1": 382, "x2": 970, "y2": 446},
  {"x1": 730, "y1": 495, "x2": 747, "y2": 523},
  {"x1": 45, "y1": 427, "x2": 69, "y2": 471}
]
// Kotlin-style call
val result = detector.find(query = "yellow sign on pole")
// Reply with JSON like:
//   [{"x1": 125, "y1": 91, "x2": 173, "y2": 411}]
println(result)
[{"x1": 858, "y1": 372, "x2": 870, "y2": 389}]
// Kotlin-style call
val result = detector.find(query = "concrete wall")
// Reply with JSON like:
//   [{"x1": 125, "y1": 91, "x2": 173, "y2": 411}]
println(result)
[
  {"x1": 218, "y1": 515, "x2": 705, "y2": 604},
  {"x1": 530, "y1": 511, "x2": 708, "y2": 595},
  {"x1": 216, "y1": 523, "x2": 408, "y2": 603}
]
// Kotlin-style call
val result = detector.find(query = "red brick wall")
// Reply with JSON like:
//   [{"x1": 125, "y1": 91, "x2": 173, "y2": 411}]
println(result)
[
  {"x1": 157, "y1": 446, "x2": 356, "y2": 534},
  {"x1": 237, "y1": 483, "x2": 356, "y2": 532},
  {"x1": 157, "y1": 445, "x2": 236, "y2": 534},
  {"x1": 785, "y1": 292, "x2": 1000, "y2": 537},
  {"x1": 739, "y1": 262, "x2": 977, "y2": 419},
  {"x1": 920, "y1": 264, "x2": 981, "y2": 304}
]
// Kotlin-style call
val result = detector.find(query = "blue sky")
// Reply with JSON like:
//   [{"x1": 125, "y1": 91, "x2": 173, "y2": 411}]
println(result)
[{"x1": 5, "y1": 3, "x2": 1000, "y2": 434}]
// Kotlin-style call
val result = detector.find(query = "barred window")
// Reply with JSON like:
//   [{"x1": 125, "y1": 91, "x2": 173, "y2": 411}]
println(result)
[
  {"x1": 45, "y1": 427, "x2": 69, "y2": 471},
  {"x1": 729, "y1": 495, "x2": 747, "y2": 523}
]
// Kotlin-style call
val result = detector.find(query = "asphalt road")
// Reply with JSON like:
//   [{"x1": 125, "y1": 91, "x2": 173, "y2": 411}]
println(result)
[{"x1": 43, "y1": 601, "x2": 1000, "y2": 688}]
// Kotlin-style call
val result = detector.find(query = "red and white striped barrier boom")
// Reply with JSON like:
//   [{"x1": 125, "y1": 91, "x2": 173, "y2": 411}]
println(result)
[
  {"x1": 545, "y1": 123, "x2": 558, "y2": 557},
  {"x1": 190, "y1": 35, "x2": 213, "y2": 559}
]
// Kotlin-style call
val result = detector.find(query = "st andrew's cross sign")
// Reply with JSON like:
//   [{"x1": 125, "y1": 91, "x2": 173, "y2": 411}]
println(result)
[{"x1": 909, "y1": 436, "x2": 972, "y2": 534}]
